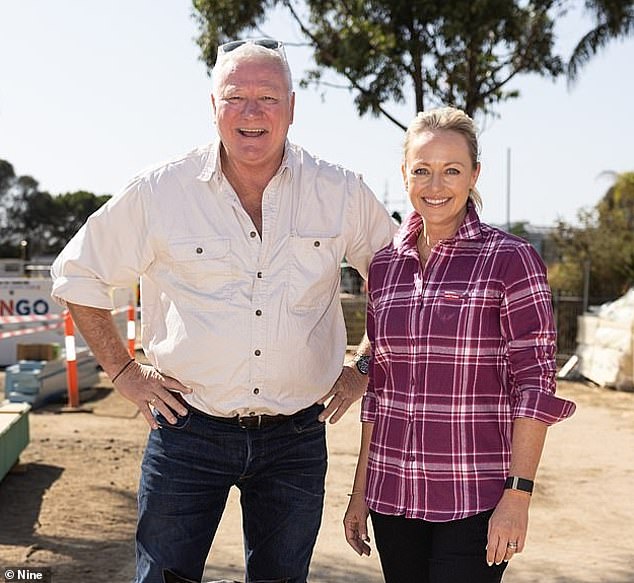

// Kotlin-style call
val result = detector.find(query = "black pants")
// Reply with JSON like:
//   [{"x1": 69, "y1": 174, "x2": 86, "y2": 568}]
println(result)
[{"x1": 370, "y1": 509, "x2": 508, "y2": 583}]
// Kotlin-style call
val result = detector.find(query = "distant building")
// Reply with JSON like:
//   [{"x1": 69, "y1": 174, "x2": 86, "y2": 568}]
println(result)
[
  {"x1": 0, "y1": 258, "x2": 24, "y2": 277},
  {"x1": 0, "y1": 256, "x2": 55, "y2": 279}
]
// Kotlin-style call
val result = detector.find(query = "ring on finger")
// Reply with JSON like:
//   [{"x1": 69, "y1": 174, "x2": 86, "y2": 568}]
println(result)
[
  {"x1": 149, "y1": 397, "x2": 157, "y2": 406},
  {"x1": 507, "y1": 541, "x2": 518, "y2": 550}
]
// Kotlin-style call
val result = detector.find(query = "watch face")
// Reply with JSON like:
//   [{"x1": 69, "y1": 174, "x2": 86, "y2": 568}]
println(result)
[{"x1": 355, "y1": 355, "x2": 371, "y2": 375}]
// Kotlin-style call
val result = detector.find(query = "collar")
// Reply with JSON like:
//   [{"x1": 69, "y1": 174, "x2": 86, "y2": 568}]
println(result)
[
  {"x1": 196, "y1": 139, "x2": 295, "y2": 184},
  {"x1": 394, "y1": 200, "x2": 484, "y2": 255}
]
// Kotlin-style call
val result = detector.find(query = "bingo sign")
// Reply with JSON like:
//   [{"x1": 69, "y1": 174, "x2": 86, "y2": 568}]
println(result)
[
  {"x1": 0, "y1": 279, "x2": 58, "y2": 318},
  {"x1": 0, "y1": 278, "x2": 63, "y2": 366},
  {"x1": 1, "y1": 295, "x2": 51, "y2": 317}
]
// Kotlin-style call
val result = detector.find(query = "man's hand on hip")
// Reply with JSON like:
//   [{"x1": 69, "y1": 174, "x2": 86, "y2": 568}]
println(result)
[
  {"x1": 317, "y1": 363, "x2": 368, "y2": 424},
  {"x1": 113, "y1": 362, "x2": 192, "y2": 429}
]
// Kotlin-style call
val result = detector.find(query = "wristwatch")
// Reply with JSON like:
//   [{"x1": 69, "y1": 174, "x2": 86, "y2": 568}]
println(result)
[
  {"x1": 353, "y1": 354, "x2": 371, "y2": 375},
  {"x1": 504, "y1": 476, "x2": 534, "y2": 495}
]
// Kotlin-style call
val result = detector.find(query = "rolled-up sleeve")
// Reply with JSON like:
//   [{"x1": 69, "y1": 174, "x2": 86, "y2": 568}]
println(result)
[
  {"x1": 512, "y1": 387, "x2": 576, "y2": 424},
  {"x1": 502, "y1": 244, "x2": 576, "y2": 424},
  {"x1": 51, "y1": 178, "x2": 153, "y2": 310}
]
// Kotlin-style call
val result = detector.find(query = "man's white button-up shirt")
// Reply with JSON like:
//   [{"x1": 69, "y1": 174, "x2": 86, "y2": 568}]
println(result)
[{"x1": 51, "y1": 141, "x2": 397, "y2": 416}]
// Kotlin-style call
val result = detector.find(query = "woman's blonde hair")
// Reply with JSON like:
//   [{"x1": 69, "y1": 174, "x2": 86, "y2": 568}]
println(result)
[{"x1": 403, "y1": 106, "x2": 482, "y2": 210}]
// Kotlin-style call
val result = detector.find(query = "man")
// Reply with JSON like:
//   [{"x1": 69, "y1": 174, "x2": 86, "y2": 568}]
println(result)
[{"x1": 51, "y1": 39, "x2": 396, "y2": 583}]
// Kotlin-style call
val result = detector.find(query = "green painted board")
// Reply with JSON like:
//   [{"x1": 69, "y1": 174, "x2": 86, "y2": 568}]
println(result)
[{"x1": 0, "y1": 402, "x2": 31, "y2": 482}]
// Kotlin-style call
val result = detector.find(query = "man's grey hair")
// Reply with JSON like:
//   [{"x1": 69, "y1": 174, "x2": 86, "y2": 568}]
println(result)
[{"x1": 212, "y1": 44, "x2": 293, "y2": 97}]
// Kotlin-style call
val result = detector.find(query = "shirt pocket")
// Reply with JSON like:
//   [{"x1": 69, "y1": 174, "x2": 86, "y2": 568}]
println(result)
[
  {"x1": 288, "y1": 233, "x2": 341, "y2": 312},
  {"x1": 167, "y1": 236, "x2": 234, "y2": 309},
  {"x1": 432, "y1": 286, "x2": 503, "y2": 329}
]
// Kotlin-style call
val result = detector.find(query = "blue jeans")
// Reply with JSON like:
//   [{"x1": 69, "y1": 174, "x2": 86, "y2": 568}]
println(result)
[{"x1": 135, "y1": 403, "x2": 327, "y2": 583}]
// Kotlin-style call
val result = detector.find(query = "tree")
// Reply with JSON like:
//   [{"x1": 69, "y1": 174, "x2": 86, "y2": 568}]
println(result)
[
  {"x1": 0, "y1": 159, "x2": 15, "y2": 193},
  {"x1": 0, "y1": 158, "x2": 110, "y2": 258},
  {"x1": 567, "y1": 0, "x2": 634, "y2": 82},
  {"x1": 0, "y1": 167, "x2": 44, "y2": 257},
  {"x1": 550, "y1": 172, "x2": 634, "y2": 299},
  {"x1": 192, "y1": 0, "x2": 564, "y2": 128},
  {"x1": 0, "y1": 160, "x2": 17, "y2": 250},
  {"x1": 49, "y1": 191, "x2": 111, "y2": 252}
]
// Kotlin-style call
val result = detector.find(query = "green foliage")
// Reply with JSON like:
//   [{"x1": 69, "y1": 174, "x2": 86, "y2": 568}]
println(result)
[
  {"x1": 50, "y1": 191, "x2": 111, "y2": 250},
  {"x1": 192, "y1": 0, "x2": 634, "y2": 126},
  {"x1": 0, "y1": 159, "x2": 110, "y2": 258},
  {"x1": 550, "y1": 172, "x2": 634, "y2": 298},
  {"x1": 568, "y1": 0, "x2": 634, "y2": 82},
  {"x1": 192, "y1": 0, "x2": 564, "y2": 127},
  {"x1": 509, "y1": 221, "x2": 530, "y2": 239},
  {"x1": 192, "y1": 0, "x2": 278, "y2": 70}
]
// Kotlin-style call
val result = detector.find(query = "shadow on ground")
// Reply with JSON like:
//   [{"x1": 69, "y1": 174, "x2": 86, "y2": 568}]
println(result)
[
  {"x1": 0, "y1": 462, "x2": 63, "y2": 544},
  {"x1": 203, "y1": 558, "x2": 382, "y2": 583},
  {"x1": 0, "y1": 465, "x2": 138, "y2": 581}
]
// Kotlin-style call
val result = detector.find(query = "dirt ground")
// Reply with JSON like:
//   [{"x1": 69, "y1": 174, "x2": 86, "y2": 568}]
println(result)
[{"x1": 1, "y1": 367, "x2": 633, "y2": 583}]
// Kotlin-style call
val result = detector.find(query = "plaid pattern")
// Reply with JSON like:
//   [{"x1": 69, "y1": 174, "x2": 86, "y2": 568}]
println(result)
[{"x1": 362, "y1": 205, "x2": 575, "y2": 521}]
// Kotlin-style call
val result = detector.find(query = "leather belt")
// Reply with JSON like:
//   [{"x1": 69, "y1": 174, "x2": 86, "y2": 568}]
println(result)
[
  {"x1": 209, "y1": 411, "x2": 297, "y2": 430},
  {"x1": 170, "y1": 391, "x2": 315, "y2": 430}
]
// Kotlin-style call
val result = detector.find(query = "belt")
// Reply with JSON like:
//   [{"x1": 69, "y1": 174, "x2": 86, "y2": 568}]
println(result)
[
  {"x1": 173, "y1": 392, "x2": 312, "y2": 430},
  {"x1": 209, "y1": 411, "x2": 298, "y2": 430}
]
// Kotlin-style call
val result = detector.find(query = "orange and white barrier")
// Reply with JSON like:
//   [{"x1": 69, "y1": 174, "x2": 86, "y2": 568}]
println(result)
[
  {"x1": 2, "y1": 304, "x2": 137, "y2": 407},
  {"x1": 0, "y1": 321, "x2": 63, "y2": 340},
  {"x1": 0, "y1": 313, "x2": 63, "y2": 325},
  {"x1": 64, "y1": 310, "x2": 79, "y2": 408},
  {"x1": 127, "y1": 304, "x2": 136, "y2": 357}
]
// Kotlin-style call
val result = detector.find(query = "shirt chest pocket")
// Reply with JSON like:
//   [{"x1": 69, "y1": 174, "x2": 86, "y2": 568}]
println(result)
[
  {"x1": 167, "y1": 237, "x2": 234, "y2": 303},
  {"x1": 432, "y1": 287, "x2": 503, "y2": 331},
  {"x1": 288, "y1": 234, "x2": 341, "y2": 311}
]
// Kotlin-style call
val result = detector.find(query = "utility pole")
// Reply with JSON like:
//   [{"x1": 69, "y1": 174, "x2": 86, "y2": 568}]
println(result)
[{"x1": 506, "y1": 147, "x2": 511, "y2": 232}]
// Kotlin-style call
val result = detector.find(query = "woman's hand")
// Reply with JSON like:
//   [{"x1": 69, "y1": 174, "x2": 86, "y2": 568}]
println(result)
[
  {"x1": 486, "y1": 490, "x2": 530, "y2": 566},
  {"x1": 343, "y1": 493, "x2": 372, "y2": 556}
]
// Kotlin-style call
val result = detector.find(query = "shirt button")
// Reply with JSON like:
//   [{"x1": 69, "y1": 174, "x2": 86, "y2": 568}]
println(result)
[
  {"x1": 254, "y1": 349, "x2": 261, "y2": 356},
  {"x1": 195, "y1": 247, "x2": 203, "y2": 254},
  {"x1": 257, "y1": 272, "x2": 263, "y2": 279},
  {"x1": 253, "y1": 388, "x2": 260, "y2": 395},
  {"x1": 255, "y1": 309, "x2": 262, "y2": 316},
  {"x1": 314, "y1": 240, "x2": 320, "y2": 247},
  {"x1": 250, "y1": 231, "x2": 257, "y2": 238}
]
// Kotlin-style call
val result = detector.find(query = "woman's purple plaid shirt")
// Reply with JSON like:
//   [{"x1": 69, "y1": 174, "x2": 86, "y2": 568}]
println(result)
[{"x1": 362, "y1": 205, "x2": 575, "y2": 522}]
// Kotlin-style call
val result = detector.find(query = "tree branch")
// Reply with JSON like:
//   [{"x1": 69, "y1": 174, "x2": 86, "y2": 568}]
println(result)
[{"x1": 281, "y1": 0, "x2": 407, "y2": 130}]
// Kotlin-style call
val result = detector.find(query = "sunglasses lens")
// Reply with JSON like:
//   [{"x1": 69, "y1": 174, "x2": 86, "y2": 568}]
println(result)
[
  {"x1": 255, "y1": 39, "x2": 281, "y2": 50},
  {"x1": 220, "y1": 40, "x2": 246, "y2": 53},
  {"x1": 219, "y1": 39, "x2": 282, "y2": 54}
]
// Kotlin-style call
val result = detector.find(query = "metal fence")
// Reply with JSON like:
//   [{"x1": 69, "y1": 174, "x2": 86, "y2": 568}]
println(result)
[{"x1": 552, "y1": 293, "x2": 584, "y2": 361}]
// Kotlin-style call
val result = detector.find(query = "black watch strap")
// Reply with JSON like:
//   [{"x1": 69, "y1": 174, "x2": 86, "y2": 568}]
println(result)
[{"x1": 504, "y1": 476, "x2": 534, "y2": 494}]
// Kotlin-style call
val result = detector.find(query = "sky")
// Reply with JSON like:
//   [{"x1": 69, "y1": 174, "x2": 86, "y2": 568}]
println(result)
[{"x1": 1, "y1": 0, "x2": 633, "y2": 228}]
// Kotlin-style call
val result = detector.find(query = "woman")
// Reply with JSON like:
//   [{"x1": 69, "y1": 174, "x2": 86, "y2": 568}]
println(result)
[{"x1": 343, "y1": 107, "x2": 576, "y2": 583}]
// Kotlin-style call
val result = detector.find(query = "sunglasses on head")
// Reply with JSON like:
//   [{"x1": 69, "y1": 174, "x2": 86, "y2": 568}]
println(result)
[{"x1": 218, "y1": 38, "x2": 285, "y2": 55}]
